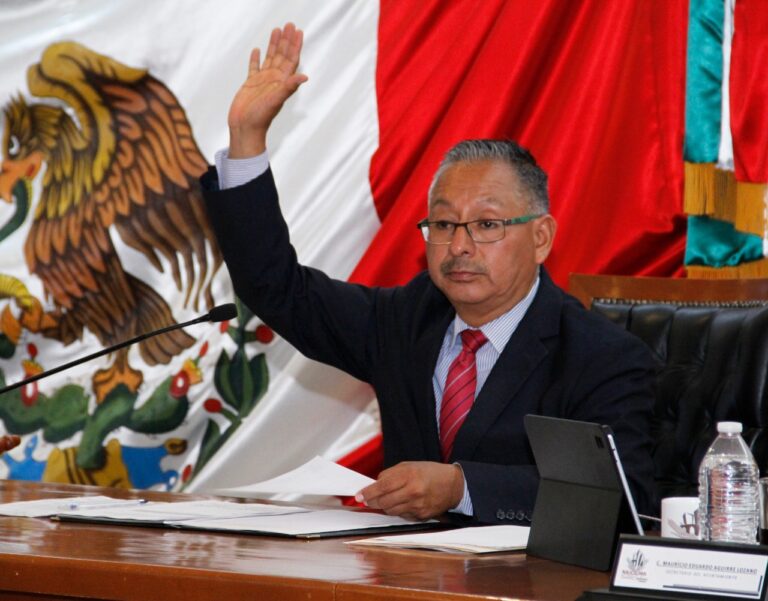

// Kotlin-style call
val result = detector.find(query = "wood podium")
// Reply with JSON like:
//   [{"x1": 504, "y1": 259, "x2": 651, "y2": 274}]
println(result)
[{"x1": 0, "y1": 479, "x2": 609, "y2": 601}]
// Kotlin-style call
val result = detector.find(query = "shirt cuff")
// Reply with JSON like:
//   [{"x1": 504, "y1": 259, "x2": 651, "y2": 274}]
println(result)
[
  {"x1": 214, "y1": 148, "x2": 270, "y2": 190},
  {"x1": 448, "y1": 463, "x2": 474, "y2": 517}
]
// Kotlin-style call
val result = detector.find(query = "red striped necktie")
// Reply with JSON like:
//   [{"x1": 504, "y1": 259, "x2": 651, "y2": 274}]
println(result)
[{"x1": 439, "y1": 329, "x2": 488, "y2": 461}]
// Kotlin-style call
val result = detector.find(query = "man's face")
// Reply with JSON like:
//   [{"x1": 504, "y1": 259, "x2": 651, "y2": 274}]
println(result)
[{"x1": 426, "y1": 160, "x2": 556, "y2": 326}]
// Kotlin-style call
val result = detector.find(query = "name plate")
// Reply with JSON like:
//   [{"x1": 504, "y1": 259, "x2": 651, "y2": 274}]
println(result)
[{"x1": 610, "y1": 535, "x2": 768, "y2": 600}]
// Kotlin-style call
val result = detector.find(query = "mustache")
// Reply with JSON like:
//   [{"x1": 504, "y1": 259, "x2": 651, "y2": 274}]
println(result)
[{"x1": 440, "y1": 257, "x2": 487, "y2": 275}]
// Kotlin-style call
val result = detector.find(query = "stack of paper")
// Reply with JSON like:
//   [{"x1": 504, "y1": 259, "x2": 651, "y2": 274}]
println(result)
[
  {"x1": 0, "y1": 495, "x2": 144, "y2": 518},
  {"x1": 0, "y1": 458, "x2": 442, "y2": 539},
  {"x1": 171, "y1": 509, "x2": 431, "y2": 537},
  {"x1": 0, "y1": 494, "x2": 436, "y2": 539},
  {"x1": 59, "y1": 499, "x2": 308, "y2": 523},
  {"x1": 347, "y1": 525, "x2": 530, "y2": 553}
]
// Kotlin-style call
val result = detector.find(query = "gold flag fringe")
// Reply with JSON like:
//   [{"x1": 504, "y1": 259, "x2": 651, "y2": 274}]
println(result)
[
  {"x1": 683, "y1": 162, "x2": 715, "y2": 215},
  {"x1": 734, "y1": 181, "x2": 767, "y2": 237},
  {"x1": 686, "y1": 258, "x2": 768, "y2": 279},
  {"x1": 684, "y1": 162, "x2": 766, "y2": 237},
  {"x1": 683, "y1": 162, "x2": 737, "y2": 223},
  {"x1": 712, "y1": 168, "x2": 737, "y2": 223}
]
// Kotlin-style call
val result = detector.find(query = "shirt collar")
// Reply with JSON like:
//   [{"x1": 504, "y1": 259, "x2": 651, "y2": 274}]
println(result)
[{"x1": 450, "y1": 274, "x2": 541, "y2": 354}]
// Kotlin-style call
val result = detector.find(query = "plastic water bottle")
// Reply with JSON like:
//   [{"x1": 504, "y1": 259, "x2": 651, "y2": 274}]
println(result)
[{"x1": 698, "y1": 422, "x2": 760, "y2": 544}]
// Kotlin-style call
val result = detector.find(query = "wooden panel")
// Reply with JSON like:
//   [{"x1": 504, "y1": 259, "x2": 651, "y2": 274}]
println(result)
[
  {"x1": 336, "y1": 550, "x2": 608, "y2": 601},
  {"x1": 568, "y1": 273, "x2": 768, "y2": 309},
  {"x1": 0, "y1": 594, "x2": 78, "y2": 601},
  {"x1": 0, "y1": 553, "x2": 334, "y2": 601}
]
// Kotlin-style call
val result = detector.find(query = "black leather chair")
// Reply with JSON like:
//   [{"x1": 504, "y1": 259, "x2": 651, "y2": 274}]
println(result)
[{"x1": 569, "y1": 274, "x2": 768, "y2": 501}]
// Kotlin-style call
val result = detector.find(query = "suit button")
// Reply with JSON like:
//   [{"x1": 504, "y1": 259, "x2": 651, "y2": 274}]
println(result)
[
  {"x1": 505, "y1": 510, "x2": 516, "y2": 520},
  {"x1": 516, "y1": 510, "x2": 526, "y2": 521},
  {"x1": 496, "y1": 510, "x2": 506, "y2": 520}
]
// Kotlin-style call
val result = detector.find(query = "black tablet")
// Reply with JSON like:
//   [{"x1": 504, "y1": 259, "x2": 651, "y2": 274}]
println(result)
[{"x1": 523, "y1": 414, "x2": 643, "y2": 571}]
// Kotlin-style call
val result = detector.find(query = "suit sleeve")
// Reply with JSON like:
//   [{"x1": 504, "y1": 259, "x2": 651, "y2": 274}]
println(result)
[
  {"x1": 457, "y1": 462, "x2": 540, "y2": 524},
  {"x1": 201, "y1": 167, "x2": 378, "y2": 382},
  {"x1": 564, "y1": 334, "x2": 657, "y2": 518}
]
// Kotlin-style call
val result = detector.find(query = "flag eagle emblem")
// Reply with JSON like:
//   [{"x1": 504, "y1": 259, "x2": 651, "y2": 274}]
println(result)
[{"x1": 0, "y1": 41, "x2": 221, "y2": 402}]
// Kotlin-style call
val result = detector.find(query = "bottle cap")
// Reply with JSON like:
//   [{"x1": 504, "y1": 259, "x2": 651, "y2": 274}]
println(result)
[{"x1": 717, "y1": 421, "x2": 743, "y2": 434}]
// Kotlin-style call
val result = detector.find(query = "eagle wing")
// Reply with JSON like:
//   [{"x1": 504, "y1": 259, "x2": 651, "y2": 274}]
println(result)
[{"x1": 23, "y1": 42, "x2": 221, "y2": 363}]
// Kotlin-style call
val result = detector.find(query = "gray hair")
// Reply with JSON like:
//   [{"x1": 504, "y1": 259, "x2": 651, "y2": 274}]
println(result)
[{"x1": 428, "y1": 139, "x2": 550, "y2": 214}]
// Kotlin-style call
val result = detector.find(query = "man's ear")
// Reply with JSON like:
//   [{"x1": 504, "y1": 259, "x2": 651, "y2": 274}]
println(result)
[{"x1": 533, "y1": 215, "x2": 557, "y2": 264}]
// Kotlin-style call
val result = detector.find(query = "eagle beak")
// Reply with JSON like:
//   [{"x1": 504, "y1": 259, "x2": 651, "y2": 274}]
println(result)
[{"x1": 0, "y1": 152, "x2": 43, "y2": 203}]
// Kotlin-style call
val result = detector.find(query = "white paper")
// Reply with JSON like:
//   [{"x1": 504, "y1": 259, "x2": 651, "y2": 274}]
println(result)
[
  {"x1": 0, "y1": 495, "x2": 143, "y2": 518},
  {"x1": 347, "y1": 525, "x2": 530, "y2": 553},
  {"x1": 61, "y1": 499, "x2": 308, "y2": 522},
  {"x1": 170, "y1": 508, "x2": 429, "y2": 537},
  {"x1": 213, "y1": 456, "x2": 375, "y2": 497}
]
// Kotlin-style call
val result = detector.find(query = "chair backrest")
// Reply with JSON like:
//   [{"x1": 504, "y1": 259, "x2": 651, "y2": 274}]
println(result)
[{"x1": 569, "y1": 274, "x2": 768, "y2": 500}]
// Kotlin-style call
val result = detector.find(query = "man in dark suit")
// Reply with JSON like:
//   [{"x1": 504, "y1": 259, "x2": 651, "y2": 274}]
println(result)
[{"x1": 201, "y1": 23, "x2": 656, "y2": 524}]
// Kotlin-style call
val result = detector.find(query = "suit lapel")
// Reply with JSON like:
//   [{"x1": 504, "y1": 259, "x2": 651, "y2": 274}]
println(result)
[{"x1": 451, "y1": 271, "x2": 563, "y2": 460}]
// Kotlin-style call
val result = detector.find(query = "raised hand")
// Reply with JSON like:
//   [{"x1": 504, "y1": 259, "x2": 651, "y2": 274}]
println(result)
[{"x1": 228, "y1": 23, "x2": 308, "y2": 158}]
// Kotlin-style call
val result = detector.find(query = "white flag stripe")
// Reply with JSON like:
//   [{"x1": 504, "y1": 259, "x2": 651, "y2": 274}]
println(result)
[
  {"x1": 717, "y1": 0, "x2": 735, "y2": 172},
  {"x1": 0, "y1": 0, "x2": 381, "y2": 492}
]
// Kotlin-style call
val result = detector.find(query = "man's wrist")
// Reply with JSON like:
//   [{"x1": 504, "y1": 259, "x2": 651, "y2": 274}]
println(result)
[
  {"x1": 228, "y1": 127, "x2": 268, "y2": 159},
  {"x1": 451, "y1": 463, "x2": 465, "y2": 506},
  {"x1": 449, "y1": 462, "x2": 474, "y2": 516}
]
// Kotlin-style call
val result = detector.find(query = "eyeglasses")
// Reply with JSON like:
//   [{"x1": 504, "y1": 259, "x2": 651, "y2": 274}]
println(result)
[{"x1": 416, "y1": 215, "x2": 543, "y2": 244}]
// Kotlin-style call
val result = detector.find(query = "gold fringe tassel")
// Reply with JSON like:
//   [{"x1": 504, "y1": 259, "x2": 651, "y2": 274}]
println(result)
[
  {"x1": 684, "y1": 162, "x2": 738, "y2": 223},
  {"x1": 734, "y1": 181, "x2": 767, "y2": 237},
  {"x1": 686, "y1": 258, "x2": 768, "y2": 279},
  {"x1": 684, "y1": 162, "x2": 715, "y2": 215},
  {"x1": 712, "y1": 168, "x2": 737, "y2": 223}
]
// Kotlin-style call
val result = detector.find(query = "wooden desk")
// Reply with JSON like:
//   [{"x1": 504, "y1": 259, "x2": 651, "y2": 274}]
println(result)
[{"x1": 0, "y1": 480, "x2": 609, "y2": 601}]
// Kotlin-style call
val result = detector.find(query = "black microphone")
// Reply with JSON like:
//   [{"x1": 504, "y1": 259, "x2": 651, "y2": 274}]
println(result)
[
  {"x1": 0, "y1": 303, "x2": 238, "y2": 396},
  {"x1": 206, "y1": 303, "x2": 238, "y2": 323}
]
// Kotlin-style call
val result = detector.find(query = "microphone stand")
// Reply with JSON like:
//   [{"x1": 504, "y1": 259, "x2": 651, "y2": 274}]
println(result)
[{"x1": 0, "y1": 304, "x2": 237, "y2": 396}]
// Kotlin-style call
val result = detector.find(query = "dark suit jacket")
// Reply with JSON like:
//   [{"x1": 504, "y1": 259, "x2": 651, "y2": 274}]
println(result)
[{"x1": 201, "y1": 167, "x2": 657, "y2": 525}]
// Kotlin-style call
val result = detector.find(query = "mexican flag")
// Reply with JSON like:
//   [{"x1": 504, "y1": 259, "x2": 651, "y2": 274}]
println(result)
[
  {"x1": 683, "y1": 0, "x2": 768, "y2": 277},
  {"x1": 0, "y1": 0, "x2": 686, "y2": 493}
]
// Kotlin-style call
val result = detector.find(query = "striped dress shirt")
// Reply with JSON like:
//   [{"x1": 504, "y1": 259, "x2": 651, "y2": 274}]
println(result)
[{"x1": 433, "y1": 276, "x2": 540, "y2": 516}]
